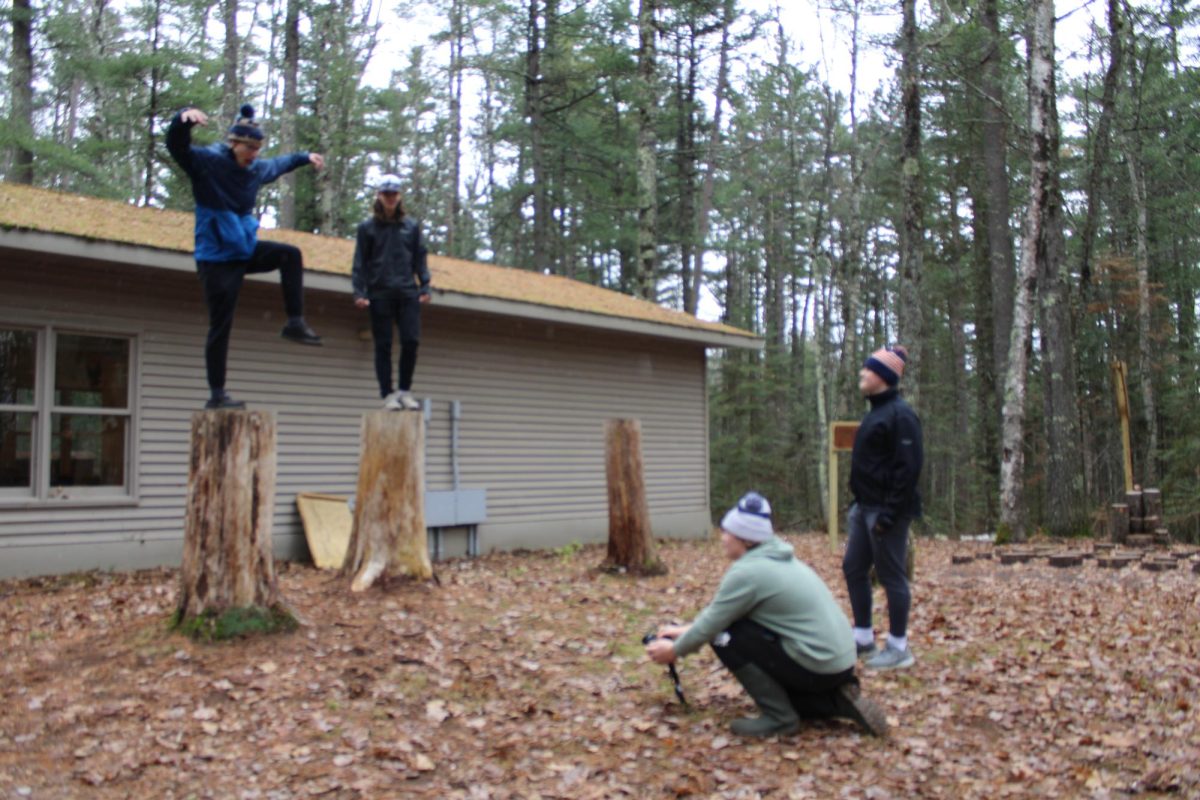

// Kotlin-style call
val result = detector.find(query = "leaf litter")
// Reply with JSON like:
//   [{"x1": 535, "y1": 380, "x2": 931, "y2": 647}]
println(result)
[{"x1": 0, "y1": 535, "x2": 1197, "y2": 798}]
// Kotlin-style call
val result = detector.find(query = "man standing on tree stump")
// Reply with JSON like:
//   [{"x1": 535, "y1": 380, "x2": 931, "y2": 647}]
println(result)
[
  {"x1": 167, "y1": 103, "x2": 325, "y2": 410},
  {"x1": 842, "y1": 345, "x2": 923, "y2": 670}
]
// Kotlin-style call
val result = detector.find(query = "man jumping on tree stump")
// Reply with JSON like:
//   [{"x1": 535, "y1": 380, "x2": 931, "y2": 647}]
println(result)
[
  {"x1": 842, "y1": 345, "x2": 924, "y2": 670},
  {"x1": 167, "y1": 103, "x2": 325, "y2": 410}
]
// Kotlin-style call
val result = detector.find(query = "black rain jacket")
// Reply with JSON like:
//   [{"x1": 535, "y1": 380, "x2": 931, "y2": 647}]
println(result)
[{"x1": 849, "y1": 388, "x2": 924, "y2": 520}]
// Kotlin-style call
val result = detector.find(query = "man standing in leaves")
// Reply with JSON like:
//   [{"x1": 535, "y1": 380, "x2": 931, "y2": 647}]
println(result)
[
  {"x1": 842, "y1": 345, "x2": 923, "y2": 669},
  {"x1": 167, "y1": 103, "x2": 325, "y2": 410}
]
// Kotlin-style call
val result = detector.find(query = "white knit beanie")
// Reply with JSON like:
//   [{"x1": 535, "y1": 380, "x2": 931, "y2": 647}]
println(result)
[{"x1": 720, "y1": 491, "x2": 774, "y2": 543}]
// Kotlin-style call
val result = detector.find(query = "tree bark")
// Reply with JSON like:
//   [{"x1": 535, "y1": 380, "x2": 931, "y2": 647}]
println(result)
[
  {"x1": 222, "y1": 0, "x2": 241, "y2": 123},
  {"x1": 685, "y1": 0, "x2": 733, "y2": 315},
  {"x1": 979, "y1": 0, "x2": 1015, "y2": 411},
  {"x1": 178, "y1": 411, "x2": 285, "y2": 620},
  {"x1": 277, "y1": 0, "x2": 301, "y2": 229},
  {"x1": 999, "y1": 0, "x2": 1055, "y2": 541},
  {"x1": 1077, "y1": 0, "x2": 1123, "y2": 287},
  {"x1": 1038, "y1": 61, "x2": 1085, "y2": 535},
  {"x1": 897, "y1": 0, "x2": 923, "y2": 406},
  {"x1": 603, "y1": 419, "x2": 666, "y2": 575},
  {"x1": 634, "y1": 0, "x2": 659, "y2": 301},
  {"x1": 342, "y1": 412, "x2": 432, "y2": 591},
  {"x1": 9, "y1": 0, "x2": 35, "y2": 185},
  {"x1": 446, "y1": 0, "x2": 465, "y2": 256}
]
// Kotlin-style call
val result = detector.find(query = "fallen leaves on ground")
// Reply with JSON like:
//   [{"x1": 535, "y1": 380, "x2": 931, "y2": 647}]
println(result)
[{"x1": 0, "y1": 535, "x2": 1197, "y2": 799}]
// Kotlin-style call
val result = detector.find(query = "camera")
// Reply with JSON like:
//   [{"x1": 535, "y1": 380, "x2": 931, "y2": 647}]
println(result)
[{"x1": 641, "y1": 630, "x2": 660, "y2": 646}]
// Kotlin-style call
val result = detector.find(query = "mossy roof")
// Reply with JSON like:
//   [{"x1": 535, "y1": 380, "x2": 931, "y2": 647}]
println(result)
[{"x1": 0, "y1": 182, "x2": 757, "y2": 342}]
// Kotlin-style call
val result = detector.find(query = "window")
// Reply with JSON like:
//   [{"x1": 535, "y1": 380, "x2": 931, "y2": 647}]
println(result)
[{"x1": 0, "y1": 326, "x2": 136, "y2": 502}]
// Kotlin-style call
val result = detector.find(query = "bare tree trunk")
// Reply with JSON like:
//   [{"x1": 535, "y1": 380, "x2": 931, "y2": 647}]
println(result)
[
  {"x1": 446, "y1": 0, "x2": 465, "y2": 256},
  {"x1": 278, "y1": 0, "x2": 301, "y2": 229},
  {"x1": 1039, "y1": 89, "x2": 1084, "y2": 533},
  {"x1": 342, "y1": 412, "x2": 432, "y2": 591},
  {"x1": 897, "y1": 0, "x2": 923, "y2": 405},
  {"x1": 525, "y1": 0, "x2": 552, "y2": 273},
  {"x1": 222, "y1": 0, "x2": 241, "y2": 123},
  {"x1": 1078, "y1": 0, "x2": 1123, "y2": 287},
  {"x1": 142, "y1": 0, "x2": 163, "y2": 205},
  {"x1": 999, "y1": 0, "x2": 1055, "y2": 541},
  {"x1": 9, "y1": 0, "x2": 35, "y2": 185},
  {"x1": 686, "y1": 0, "x2": 733, "y2": 315},
  {"x1": 1126, "y1": 147, "x2": 1158, "y2": 484},
  {"x1": 602, "y1": 420, "x2": 666, "y2": 575},
  {"x1": 634, "y1": 0, "x2": 659, "y2": 300},
  {"x1": 980, "y1": 0, "x2": 1015, "y2": 411},
  {"x1": 178, "y1": 411, "x2": 285, "y2": 620}
]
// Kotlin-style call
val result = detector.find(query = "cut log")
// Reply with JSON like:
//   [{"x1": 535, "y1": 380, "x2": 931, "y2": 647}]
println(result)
[
  {"x1": 1142, "y1": 488, "x2": 1162, "y2": 520},
  {"x1": 1126, "y1": 534, "x2": 1154, "y2": 548},
  {"x1": 342, "y1": 412, "x2": 432, "y2": 591},
  {"x1": 1097, "y1": 554, "x2": 1138, "y2": 569},
  {"x1": 1048, "y1": 552, "x2": 1083, "y2": 568},
  {"x1": 601, "y1": 419, "x2": 666, "y2": 575},
  {"x1": 999, "y1": 550, "x2": 1035, "y2": 565},
  {"x1": 178, "y1": 411, "x2": 285, "y2": 621},
  {"x1": 1108, "y1": 504, "x2": 1129, "y2": 544},
  {"x1": 1141, "y1": 558, "x2": 1177, "y2": 573},
  {"x1": 1125, "y1": 489, "x2": 1144, "y2": 518},
  {"x1": 951, "y1": 554, "x2": 976, "y2": 565}
]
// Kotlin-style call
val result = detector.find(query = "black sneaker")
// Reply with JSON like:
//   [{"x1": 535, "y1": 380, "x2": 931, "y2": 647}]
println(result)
[
  {"x1": 281, "y1": 321, "x2": 322, "y2": 346},
  {"x1": 204, "y1": 394, "x2": 246, "y2": 410}
]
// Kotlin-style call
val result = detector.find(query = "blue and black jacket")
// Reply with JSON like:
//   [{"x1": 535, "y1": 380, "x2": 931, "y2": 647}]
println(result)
[
  {"x1": 849, "y1": 388, "x2": 924, "y2": 520},
  {"x1": 166, "y1": 110, "x2": 311, "y2": 263}
]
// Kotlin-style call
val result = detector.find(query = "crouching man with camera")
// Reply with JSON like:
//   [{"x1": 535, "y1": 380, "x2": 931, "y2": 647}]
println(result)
[{"x1": 644, "y1": 492, "x2": 888, "y2": 738}]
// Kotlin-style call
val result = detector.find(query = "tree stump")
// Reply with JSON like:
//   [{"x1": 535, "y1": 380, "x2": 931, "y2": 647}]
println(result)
[
  {"x1": 1142, "y1": 488, "x2": 1163, "y2": 521},
  {"x1": 342, "y1": 412, "x2": 432, "y2": 591},
  {"x1": 601, "y1": 419, "x2": 666, "y2": 575},
  {"x1": 1048, "y1": 552, "x2": 1083, "y2": 568},
  {"x1": 1108, "y1": 504, "x2": 1129, "y2": 544},
  {"x1": 1125, "y1": 489, "x2": 1144, "y2": 518},
  {"x1": 178, "y1": 411, "x2": 286, "y2": 622}
]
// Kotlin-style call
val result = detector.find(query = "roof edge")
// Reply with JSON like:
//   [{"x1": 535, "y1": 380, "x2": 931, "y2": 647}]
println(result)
[{"x1": 0, "y1": 227, "x2": 763, "y2": 350}]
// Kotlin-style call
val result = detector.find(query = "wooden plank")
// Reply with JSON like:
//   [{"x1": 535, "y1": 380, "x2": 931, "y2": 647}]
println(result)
[{"x1": 296, "y1": 493, "x2": 353, "y2": 570}]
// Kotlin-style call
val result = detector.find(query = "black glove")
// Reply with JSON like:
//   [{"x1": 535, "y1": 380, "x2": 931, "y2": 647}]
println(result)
[{"x1": 872, "y1": 512, "x2": 895, "y2": 535}]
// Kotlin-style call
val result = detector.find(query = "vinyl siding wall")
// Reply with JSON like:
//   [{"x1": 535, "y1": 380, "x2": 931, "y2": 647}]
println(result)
[{"x1": 0, "y1": 249, "x2": 712, "y2": 577}]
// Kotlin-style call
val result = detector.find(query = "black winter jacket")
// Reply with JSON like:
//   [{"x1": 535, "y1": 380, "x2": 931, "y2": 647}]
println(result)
[
  {"x1": 849, "y1": 388, "x2": 923, "y2": 520},
  {"x1": 351, "y1": 217, "x2": 431, "y2": 299}
]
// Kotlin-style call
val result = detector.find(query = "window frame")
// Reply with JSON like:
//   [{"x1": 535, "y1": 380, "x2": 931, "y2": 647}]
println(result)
[{"x1": 0, "y1": 321, "x2": 140, "y2": 507}]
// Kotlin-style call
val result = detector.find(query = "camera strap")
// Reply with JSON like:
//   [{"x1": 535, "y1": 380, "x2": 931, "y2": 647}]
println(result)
[{"x1": 668, "y1": 663, "x2": 687, "y2": 706}]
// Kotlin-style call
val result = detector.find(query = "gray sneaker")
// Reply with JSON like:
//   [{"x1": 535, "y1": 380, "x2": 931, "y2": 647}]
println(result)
[
  {"x1": 866, "y1": 644, "x2": 915, "y2": 670},
  {"x1": 856, "y1": 641, "x2": 878, "y2": 659}
]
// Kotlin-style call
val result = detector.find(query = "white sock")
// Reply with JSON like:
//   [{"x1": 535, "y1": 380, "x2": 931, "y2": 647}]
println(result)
[
  {"x1": 853, "y1": 627, "x2": 875, "y2": 647},
  {"x1": 887, "y1": 634, "x2": 908, "y2": 652}
]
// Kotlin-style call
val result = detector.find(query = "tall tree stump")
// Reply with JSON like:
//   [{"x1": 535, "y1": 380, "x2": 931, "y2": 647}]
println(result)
[
  {"x1": 1108, "y1": 503, "x2": 1129, "y2": 544},
  {"x1": 342, "y1": 412, "x2": 432, "y2": 591},
  {"x1": 602, "y1": 419, "x2": 666, "y2": 575},
  {"x1": 1142, "y1": 488, "x2": 1163, "y2": 521},
  {"x1": 178, "y1": 411, "x2": 285, "y2": 621}
]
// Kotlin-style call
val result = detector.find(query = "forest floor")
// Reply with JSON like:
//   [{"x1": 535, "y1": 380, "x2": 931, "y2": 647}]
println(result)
[{"x1": 1, "y1": 534, "x2": 1198, "y2": 800}]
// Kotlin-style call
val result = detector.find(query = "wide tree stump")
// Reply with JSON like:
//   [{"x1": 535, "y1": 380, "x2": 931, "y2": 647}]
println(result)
[
  {"x1": 342, "y1": 411, "x2": 432, "y2": 591},
  {"x1": 178, "y1": 410, "x2": 285, "y2": 621},
  {"x1": 1048, "y1": 553, "x2": 1083, "y2": 568},
  {"x1": 601, "y1": 419, "x2": 665, "y2": 576}
]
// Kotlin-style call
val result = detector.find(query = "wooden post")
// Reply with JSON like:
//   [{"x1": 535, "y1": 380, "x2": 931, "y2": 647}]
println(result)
[
  {"x1": 178, "y1": 410, "x2": 285, "y2": 620},
  {"x1": 1111, "y1": 361, "x2": 1135, "y2": 494},
  {"x1": 342, "y1": 412, "x2": 432, "y2": 591},
  {"x1": 1108, "y1": 503, "x2": 1129, "y2": 544},
  {"x1": 602, "y1": 419, "x2": 666, "y2": 575}
]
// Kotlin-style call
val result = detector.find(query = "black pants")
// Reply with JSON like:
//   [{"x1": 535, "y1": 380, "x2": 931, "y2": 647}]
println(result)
[
  {"x1": 368, "y1": 293, "x2": 421, "y2": 396},
  {"x1": 196, "y1": 241, "x2": 305, "y2": 393},
  {"x1": 711, "y1": 619, "x2": 855, "y2": 719},
  {"x1": 842, "y1": 503, "x2": 911, "y2": 639}
]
